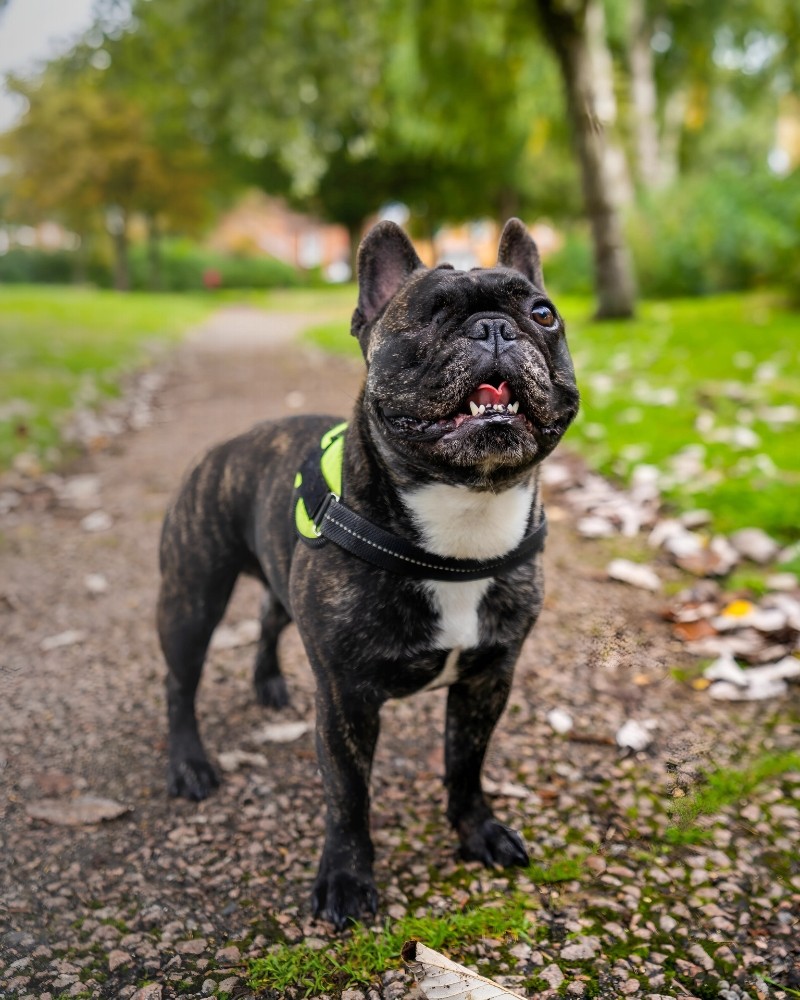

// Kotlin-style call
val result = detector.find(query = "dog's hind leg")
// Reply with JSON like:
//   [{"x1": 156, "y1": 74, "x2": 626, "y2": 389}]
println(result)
[
  {"x1": 158, "y1": 564, "x2": 239, "y2": 801},
  {"x1": 253, "y1": 591, "x2": 291, "y2": 708}
]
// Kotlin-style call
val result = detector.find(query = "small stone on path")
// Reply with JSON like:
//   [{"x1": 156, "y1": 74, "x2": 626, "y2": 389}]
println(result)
[{"x1": 541, "y1": 964, "x2": 565, "y2": 990}]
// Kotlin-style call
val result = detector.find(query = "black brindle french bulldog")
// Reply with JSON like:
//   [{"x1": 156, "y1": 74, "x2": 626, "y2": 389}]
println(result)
[{"x1": 157, "y1": 218, "x2": 579, "y2": 928}]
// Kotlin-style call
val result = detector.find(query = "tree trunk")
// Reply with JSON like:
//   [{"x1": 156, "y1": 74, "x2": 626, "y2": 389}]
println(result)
[
  {"x1": 497, "y1": 186, "x2": 521, "y2": 224},
  {"x1": 72, "y1": 232, "x2": 88, "y2": 285},
  {"x1": 106, "y1": 206, "x2": 130, "y2": 291},
  {"x1": 347, "y1": 221, "x2": 362, "y2": 279},
  {"x1": 585, "y1": 0, "x2": 634, "y2": 208},
  {"x1": 534, "y1": 0, "x2": 637, "y2": 318},
  {"x1": 627, "y1": 0, "x2": 663, "y2": 190},
  {"x1": 147, "y1": 215, "x2": 162, "y2": 291},
  {"x1": 658, "y1": 87, "x2": 687, "y2": 188}
]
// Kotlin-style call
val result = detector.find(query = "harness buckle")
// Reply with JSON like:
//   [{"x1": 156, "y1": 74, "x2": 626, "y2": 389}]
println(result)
[{"x1": 312, "y1": 492, "x2": 339, "y2": 537}]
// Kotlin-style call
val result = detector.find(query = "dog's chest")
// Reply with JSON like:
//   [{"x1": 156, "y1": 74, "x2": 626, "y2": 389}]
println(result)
[{"x1": 402, "y1": 482, "x2": 534, "y2": 662}]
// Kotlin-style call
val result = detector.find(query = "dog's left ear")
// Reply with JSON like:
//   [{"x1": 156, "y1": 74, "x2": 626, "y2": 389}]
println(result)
[
  {"x1": 497, "y1": 218, "x2": 545, "y2": 289},
  {"x1": 353, "y1": 222, "x2": 425, "y2": 341}
]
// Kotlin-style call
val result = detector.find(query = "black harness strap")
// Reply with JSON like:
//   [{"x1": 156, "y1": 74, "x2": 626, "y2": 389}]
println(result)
[{"x1": 318, "y1": 496, "x2": 547, "y2": 581}]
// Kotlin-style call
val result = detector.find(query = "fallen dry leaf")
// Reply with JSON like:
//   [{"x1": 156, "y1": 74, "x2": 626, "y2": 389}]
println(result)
[
  {"x1": 217, "y1": 750, "x2": 269, "y2": 773},
  {"x1": 672, "y1": 619, "x2": 717, "y2": 643},
  {"x1": 40, "y1": 630, "x2": 87, "y2": 652},
  {"x1": 26, "y1": 796, "x2": 131, "y2": 826},
  {"x1": 616, "y1": 719, "x2": 656, "y2": 752},
  {"x1": 210, "y1": 619, "x2": 261, "y2": 650},
  {"x1": 546, "y1": 708, "x2": 574, "y2": 734},
  {"x1": 403, "y1": 939, "x2": 525, "y2": 999},
  {"x1": 251, "y1": 720, "x2": 311, "y2": 744},
  {"x1": 703, "y1": 653, "x2": 747, "y2": 687},
  {"x1": 607, "y1": 558, "x2": 661, "y2": 592},
  {"x1": 720, "y1": 599, "x2": 755, "y2": 618}
]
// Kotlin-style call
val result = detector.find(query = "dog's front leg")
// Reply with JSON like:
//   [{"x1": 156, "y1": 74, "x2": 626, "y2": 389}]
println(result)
[
  {"x1": 310, "y1": 680, "x2": 381, "y2": 929},
  {"x1": 444, "y1": 663, "x2": 529, "y2": 868}
]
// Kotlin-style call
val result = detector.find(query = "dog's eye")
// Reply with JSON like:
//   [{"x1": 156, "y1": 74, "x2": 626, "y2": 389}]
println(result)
[{"x1": 532, "y1": 304, "x2": 557, "y2": 328}]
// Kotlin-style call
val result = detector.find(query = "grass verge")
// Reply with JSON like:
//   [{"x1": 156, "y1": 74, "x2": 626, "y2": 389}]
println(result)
[{"x1": 0, "y1": 285, "x2": 215, "y2": 471}]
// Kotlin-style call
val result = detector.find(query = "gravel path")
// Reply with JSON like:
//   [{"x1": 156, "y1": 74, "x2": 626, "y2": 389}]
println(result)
[{"x1": 0, "y1": 305, "x2": 798, "y2": 1000}]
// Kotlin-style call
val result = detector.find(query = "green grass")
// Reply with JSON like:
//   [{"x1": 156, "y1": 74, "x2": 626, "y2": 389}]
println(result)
[
  {"x1": 304, "y1": 290, "x2": 800, "y2": 541},
  {"x1": 264, "y1": 282, "x2": 356, "y2": 314},
  {"x1": 0, "y1": 285, "x2": 215, "y2": 470},
  {"x1": 248, "y1": 890, "x2": 536, "y2": 997},
  {"x1": 0, "y1": 283, "x2": 356, "y2": 474},
  {"x1": 666, "y1": 749, "x2": 800, "y2": 844}
]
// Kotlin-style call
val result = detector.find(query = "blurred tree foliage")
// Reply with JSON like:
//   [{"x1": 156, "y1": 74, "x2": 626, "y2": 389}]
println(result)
[
  {"x1": 94, "y1": 0, "x2": 579, "y2": 258},
  {"x1": 1, "y1": 56, "x2": 216, "y2": 290},
  {"x1": 0, "y1": 0, "x2": 796, "y2": 306}
]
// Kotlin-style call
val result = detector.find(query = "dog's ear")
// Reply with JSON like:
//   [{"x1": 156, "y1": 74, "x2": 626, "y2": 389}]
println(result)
[
  {"x1": 497, "y1": 218, "x2": 545, "y2": 289},
  {"x1": 353, "y1": 222, "x2": 425, "y2": 338}
]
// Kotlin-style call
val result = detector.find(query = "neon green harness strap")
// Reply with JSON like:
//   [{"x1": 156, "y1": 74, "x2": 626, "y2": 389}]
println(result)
[{"x1": 294, "y1": 421, "x2": 347, "y2": 541}]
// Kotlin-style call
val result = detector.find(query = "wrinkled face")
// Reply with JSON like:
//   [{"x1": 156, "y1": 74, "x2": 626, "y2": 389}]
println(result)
[{"x1": 363, "y1": 264, "x2": 579, "y2": 486}]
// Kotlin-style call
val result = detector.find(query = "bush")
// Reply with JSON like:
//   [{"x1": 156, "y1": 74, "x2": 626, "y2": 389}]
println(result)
[
  {"x1": 0, "y1": 247, "x2": 76, "y2": 284},
  {"x1": 128, "y1": 239, "x2": 303, "y2": 291},
  {"x1": 628, "y1": 168, "x2": 800, "y2": 298},
  {"x1": 540, "y1": 169, "x2": 799, "y2": 301},
  {"x1": 541, "y1": 228, "x2": 594, "y2": 296},
  {"x1": 0, "y1": 238, "x2": 304, "y2": 291}
]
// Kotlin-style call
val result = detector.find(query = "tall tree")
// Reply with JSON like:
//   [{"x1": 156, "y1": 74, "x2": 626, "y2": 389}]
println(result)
[
  {"x1": 531, "y1": 0, "x2": 637, "y2": 317},
  {"x1": 1, "y1": 62, "x2": 215, "y2": 289}
]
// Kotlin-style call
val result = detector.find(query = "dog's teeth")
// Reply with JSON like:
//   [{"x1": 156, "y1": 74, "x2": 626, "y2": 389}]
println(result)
[
  {"x1": 469, "y1": 401, "x2": 480, "y2": 416},
  {"x1": 478, "y1": 404, "x2": 486, "y2": 414},
  {"x1": 510, "y1": 401, "x2": 519, "y2": 414}
]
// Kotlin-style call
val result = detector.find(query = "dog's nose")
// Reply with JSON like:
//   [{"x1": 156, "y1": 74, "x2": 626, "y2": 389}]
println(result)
[{"x1": 465, "y1": 315, "x2": 517, "y2": 355}]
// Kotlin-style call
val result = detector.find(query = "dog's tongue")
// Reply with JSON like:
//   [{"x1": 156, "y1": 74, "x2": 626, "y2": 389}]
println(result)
[{"x1": 468, "y1": 382, "x2": 512, "y2": 408}]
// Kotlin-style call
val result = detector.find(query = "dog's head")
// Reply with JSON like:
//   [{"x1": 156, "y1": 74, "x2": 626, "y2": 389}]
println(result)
[{"x1": 352, "y1": 219, "x2": 579, "y2": 488}]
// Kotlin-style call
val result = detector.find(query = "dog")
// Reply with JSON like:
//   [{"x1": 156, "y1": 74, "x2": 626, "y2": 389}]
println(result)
[{"x1": 157, "y1": 218, "x2": 579, "y2": 928}]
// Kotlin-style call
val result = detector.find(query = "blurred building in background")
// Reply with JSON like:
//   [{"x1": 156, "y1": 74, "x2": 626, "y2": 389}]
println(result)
[{"x1": 209, "y1": 191, "x2": 351, "y2": 280}]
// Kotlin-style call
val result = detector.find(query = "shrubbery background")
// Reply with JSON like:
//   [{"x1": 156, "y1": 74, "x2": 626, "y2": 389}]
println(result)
[{"x1": 541, "y1": 168, "x2": 800, "y2": 301}]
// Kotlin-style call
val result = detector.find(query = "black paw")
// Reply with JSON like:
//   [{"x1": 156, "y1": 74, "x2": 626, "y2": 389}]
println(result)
[
  {"x1": 459, "y1": 818, "x2": 529, "y2": 868},
  {"x1": 255, "y1": 674, "x2": 290, "y2": 709},
  {"x1": 167, "y1": 757, "x2": 219, "y2": 801},
  {"x1": 311, "y1": 870, "x2": 379, "y2": 930}
]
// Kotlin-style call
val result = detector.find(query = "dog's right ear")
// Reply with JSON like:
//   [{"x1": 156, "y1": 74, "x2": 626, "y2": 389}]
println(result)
[{"x1": 352, "y1": 222, "x2": 425, "y2": 346}]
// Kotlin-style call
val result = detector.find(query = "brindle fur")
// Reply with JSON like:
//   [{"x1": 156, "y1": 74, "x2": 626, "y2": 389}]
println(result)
[{"x1": 157, "y1": 219, "x2": 579, "y2": 928}]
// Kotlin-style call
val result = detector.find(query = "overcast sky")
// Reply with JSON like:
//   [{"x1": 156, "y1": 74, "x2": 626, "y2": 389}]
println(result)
[{"x1": 0, "y1": 0, "x2": 98, "y2": 129}]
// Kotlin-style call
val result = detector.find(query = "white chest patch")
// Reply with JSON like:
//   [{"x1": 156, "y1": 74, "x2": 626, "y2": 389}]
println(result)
[{"x1": 403, "y1": 481, "x2": 534, "y2": 652}]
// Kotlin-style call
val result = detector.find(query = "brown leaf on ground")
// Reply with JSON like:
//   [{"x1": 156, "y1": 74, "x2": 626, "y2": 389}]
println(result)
[
  {"x1": 26, "y1": 796, "x2": 131, "y2": 826},
  {"x1": 672, "y1": 619, "x2": 717, "y2": 642}
]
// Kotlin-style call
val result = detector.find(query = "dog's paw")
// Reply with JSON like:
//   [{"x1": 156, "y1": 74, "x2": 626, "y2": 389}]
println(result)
[
  {"x1": 167, "y1": 757, "x2": 219, "y2": 801},
  {"x1": 255, "y1": 674, "x2": 290, "y2": 709},
  {"x1": 459, "y1": 818, "x2": 529, "y2": 868},
  {"x1": 311, "y1": 870, "x2": 378, "y2": 930}
]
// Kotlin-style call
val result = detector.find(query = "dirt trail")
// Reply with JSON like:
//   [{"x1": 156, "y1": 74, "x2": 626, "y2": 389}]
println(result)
[{"x1": 0, "y1": 305, "x2": 797, "y2": 1000}]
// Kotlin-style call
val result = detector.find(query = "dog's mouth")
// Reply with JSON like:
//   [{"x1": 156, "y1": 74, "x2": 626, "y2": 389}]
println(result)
[
  {"x1": 459, "y1": 381, "x2": 520, "y2": 422},
  {"x1": 380, "y1": 380, "x2": 567, "y2": 441}
]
